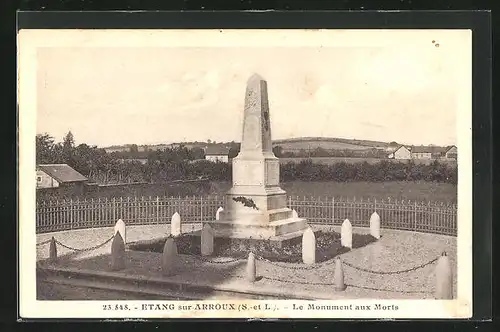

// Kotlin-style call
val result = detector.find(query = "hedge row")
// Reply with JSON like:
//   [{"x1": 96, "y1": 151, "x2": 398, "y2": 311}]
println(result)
[
  {"x1": 180, "y1": 159, "x2": 457, "y2": 184},
  {"x1": 279, "y1": 159, "x2": 457, "y2": 183}
]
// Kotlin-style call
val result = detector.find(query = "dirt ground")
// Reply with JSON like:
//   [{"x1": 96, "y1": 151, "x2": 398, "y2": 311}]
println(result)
[{"x1": 36, "y1": 225, "x2": 457, "y2": 300}]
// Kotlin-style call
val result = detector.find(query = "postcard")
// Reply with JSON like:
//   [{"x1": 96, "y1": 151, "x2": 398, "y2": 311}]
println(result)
[{"x1": 19, "y1": 28, "x2": 472, "y2": 319}]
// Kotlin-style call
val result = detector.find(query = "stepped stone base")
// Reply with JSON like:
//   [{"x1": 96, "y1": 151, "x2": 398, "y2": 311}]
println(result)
[
  {"x1": 204, "y1": 217, "x2": 308, "y2": 239},
  {"x1": 186, "y1": 226, "x2": 314, "y2": 249}
]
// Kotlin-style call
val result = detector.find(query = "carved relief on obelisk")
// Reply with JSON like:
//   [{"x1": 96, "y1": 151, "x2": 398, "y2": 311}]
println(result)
[{"x1": 239, "y1": 74, "x2": 273, "y2": 156}]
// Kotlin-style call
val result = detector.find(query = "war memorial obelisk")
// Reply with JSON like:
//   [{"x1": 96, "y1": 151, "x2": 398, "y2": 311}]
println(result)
[{"x1": 206, "y1": 74, "x2": 309, "y2": 243}]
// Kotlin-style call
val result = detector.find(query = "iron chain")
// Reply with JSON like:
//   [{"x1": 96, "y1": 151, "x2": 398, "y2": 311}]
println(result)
[
  {"x1": 36, "y1": 239, "x2": 52, "y2": 246},
  {"x1": 262, "y1": 276, "x2": 431, "y2": 294},
  {"x1": 193, "y1": 256, "x2": 243, "y2": 264},
  {"x1": 342, "y1": 257, "x2": 439, "y2": 275},
  {"x1": 54, "y1": 234, "x2": 115, "y2": 252},
  {"x1": 254, "y1": 254, "x2": 319, "y2": 270}
]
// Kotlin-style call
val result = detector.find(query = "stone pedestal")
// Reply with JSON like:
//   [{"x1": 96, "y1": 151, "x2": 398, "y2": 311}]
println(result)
[{"x1": 207, "y1": 73, "x2": 308, "y2": 242}]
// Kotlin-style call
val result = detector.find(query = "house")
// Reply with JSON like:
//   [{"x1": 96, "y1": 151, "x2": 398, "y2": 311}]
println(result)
[
  {"x1": 409, "y1": 145, "x2": 457, "y2": 160},
  {"x1": 443, "y1": 145, "x2": 457, "y2": 160},
  {"x1": 410, "y1": 146, "x2": 436, "y2": 159},
  {"x1": 388, "y1": 145, "x2": 411, "y2": 160},
  {"x1": 36, "y1": 164, "x2": 88, "y2": 189},
  {"x1": 205, "y1": 145, "x2": 231, "y2": 163},
  {"x1": 103, "y1": 146, "x2": 130, "y2": 153},
  {"x1": 118, "y1": 158, "x2": 149, "y2": 165}
]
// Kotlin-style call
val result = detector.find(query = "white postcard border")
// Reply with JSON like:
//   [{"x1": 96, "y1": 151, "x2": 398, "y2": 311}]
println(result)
[{"x1": 18, "y1": 29, "x2": 472, "y2": 319}]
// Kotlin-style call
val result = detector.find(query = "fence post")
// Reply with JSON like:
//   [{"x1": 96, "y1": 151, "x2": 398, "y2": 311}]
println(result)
[
  {"x1": 200, "y1": 196, "x2": 204, "y2": 222},
  {"x1": 332, "y1": 197, "x2": 335, "y2": 225},
  {"x1": 91, "y1": 198, "x2": 94, "y2": 225},
  {"x1": 70, "y1": 198, "x2": 74, "y2": 230},
  {"x1": 111, "y1": 197, "x2": 115, "y2": 222},
  {"x1": 156, "y1": 196, "x2": 160, "y2": 224},
  {"x1": 414, "y1": 201, "x2": 418, "y2": 231}
]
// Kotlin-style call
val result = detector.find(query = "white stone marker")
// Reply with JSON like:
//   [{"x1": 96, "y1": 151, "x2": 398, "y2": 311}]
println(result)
[
  {"x1": 246, "y1": 252, "x2": 256, "y2": 282},
  {"x1": 435, "y1": 252, "x2": 453, "y2": 299},
  {"x1": 341, "y1": 219, "x2": 353, "y2": 249},
  {"x1": 171, "y1": 212, "x2": 182, "y2": 237},
  {"x1": 292, "y1": 209, "x2": 299, "y2": 219},
  {"x1": 302, "y1": 227, "x2": 316, "y2": 265},
  {"x1": 370, "y1": 212, "x2": 381, "y2": 239},
  {"x1": 114, "y1": 219, "x2": 126, "y2": 244},
  {"x1": 334, "y1": 257, "x2": 346, "y2": 291},
  {"x1": 49, "y1": 236, "x2": 57, "y2": 263},
  {"x1": 162, "y1": 236, "x2": 178, "y2": 276},
  {"x1": 216, "y1": 207, "x2": 224, "y2": 221},
  {"x1": 110, "y1": 232, "x2": 126, "y2": 271},
  {"x1": 201, "y1": 224, "x2": 214, "y2": 256}
]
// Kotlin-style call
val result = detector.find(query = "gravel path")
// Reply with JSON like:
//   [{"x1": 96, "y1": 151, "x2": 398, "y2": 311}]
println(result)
[{"x1": 37, "y1": 224, "x2": 456, "y2": 300}]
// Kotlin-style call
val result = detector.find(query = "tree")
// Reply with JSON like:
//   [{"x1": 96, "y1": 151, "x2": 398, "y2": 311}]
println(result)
[
  {"x1": 228, "y1": 143, "x2": 241, "y2": 159},
  {"x1": 129, "y1": 144, "x2": 139, "y2": 154},
  {"x1": 272, "y1": 145, "x2": 283, "y2": 158},
  {"x1": 36, "y1": 133, "x2": 55, "y2": 164},
  {"x1": 62, "y1": 131, "x2": 75, "y2": 164}
]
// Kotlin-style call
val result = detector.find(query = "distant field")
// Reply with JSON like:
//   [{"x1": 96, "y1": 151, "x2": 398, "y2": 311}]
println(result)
[
  {"x1": 276, "y1": 141, "x2": 378, "y2": 151},
  {"x1": 209, "y1": 181, "x2": 457, "y2": 203},
  {"x1": 273, "y1": 137, "x2": 389, "y2": 150},
  {"x1": 279, "y1": 157, "x2": 458, "y2": 166}
]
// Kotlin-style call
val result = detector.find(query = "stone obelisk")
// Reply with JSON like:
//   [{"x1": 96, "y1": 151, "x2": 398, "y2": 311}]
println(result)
[{"x1": 207, "y1": 74, "x2": 308, "y2": 241}]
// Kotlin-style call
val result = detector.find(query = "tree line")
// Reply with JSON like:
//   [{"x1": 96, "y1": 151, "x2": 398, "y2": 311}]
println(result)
[{"x1": 36, "y1": 132, "x2": 457, "y2": 185}]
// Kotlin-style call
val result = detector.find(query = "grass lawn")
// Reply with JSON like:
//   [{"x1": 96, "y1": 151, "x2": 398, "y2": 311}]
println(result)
[{"x1": 210, "y1": 181, "x2": 457, "y2": 202}]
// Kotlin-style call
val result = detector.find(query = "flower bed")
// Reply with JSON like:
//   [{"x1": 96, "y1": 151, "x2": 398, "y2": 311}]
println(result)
[{"x1": 127, "y1": 231, "x2": 377, "y2": 263}]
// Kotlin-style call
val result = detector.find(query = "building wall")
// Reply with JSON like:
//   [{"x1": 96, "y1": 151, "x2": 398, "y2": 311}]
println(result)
[
  {"x1": 394, "y1": 147, "x2": 411, "y2": 159},
  {"x1": 445, "y1": 146, "x2": 458, "y2": 159},
  {"x1": 206, "y1": 155, "x2": 229, "y2": 163},
  {"x1": 412, "y1": 152, "x2": 432, "y2": 159},
  {"x1": 36, "y1": 170, "x2": 59, "y2": 188}
]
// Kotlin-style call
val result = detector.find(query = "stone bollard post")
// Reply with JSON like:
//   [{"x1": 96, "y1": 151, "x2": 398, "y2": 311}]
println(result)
[
  {"x1": 246, "y1": 252, "x2": 256, "y2": 282},
  {"x1": 201, "y1": 223, "x2": 214, "y2": 256},
  {"x1": 341, "y1": 219, "x2": 353, "y2": 249},
  {"x1": 49, "y1": 236, "x2": 57, "y2": 263},
  {"x1": 110, "y1": 232, "x2": 126, "y2": 271},
  {"x1": 334, "y1": 257, "x2": 346, "y2": 291},
  {"x1": 292, "y1": 209, "x2": 299, "y2": 219},
  {"x1": 216, "y1": 207, "x2": 224, "y2": 221},
  {"x1": 435, "y1": 252, "x2": 453, "y2": 299},
  {"x1": 370, "y1": 212, "x2": 381, "y2": 239},
  {"x1": 302, "y1": 227, "x2": 316, "y2": 265},
  {"x1": 114, "y1": 219, "x2": 126, "y2": 245},
  {"x1": 171, "y1": 212, "x2": 182, "y2": 237},
  {"x1": 162, "y1": 236, "x2": 178, "y2": 276}
]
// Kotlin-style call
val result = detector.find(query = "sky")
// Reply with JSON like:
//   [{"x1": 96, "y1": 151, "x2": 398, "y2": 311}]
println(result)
[{"x1": 35, "y1": 30, "x2": 469, "y2": 147}]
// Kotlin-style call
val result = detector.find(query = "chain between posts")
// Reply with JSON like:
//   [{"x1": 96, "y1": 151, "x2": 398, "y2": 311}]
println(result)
[
  {"x1": 193, "y1": 256, "x2": 243, "y2": 264},
  {"x1": 54, "y1": 234, "x2": 115, "y2": 252},
  {"x1": 342, "y1": 257, "x2": 439, "y2": 275},
  {"x1": 258, "y1": 276, "x2": 431, "y2": 294},
  {"x1": 36, "y1": 239, "x2": 52, "y2": 246},
  {"x1": 191, "y1": 251, "x2": 438, "y2": 275}
]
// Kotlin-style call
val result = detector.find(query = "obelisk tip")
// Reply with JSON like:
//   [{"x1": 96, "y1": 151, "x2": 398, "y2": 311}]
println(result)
[{"x1": 247, "y1": 73, "x2": 265, "y2": 83}]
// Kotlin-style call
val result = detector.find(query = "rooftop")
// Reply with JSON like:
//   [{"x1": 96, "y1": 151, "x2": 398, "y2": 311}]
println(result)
[
  {"x1": 205, "y1": 145, "x2": 231, "y2": 156},
  {"x1": 37, "y1": 164, "x2": 88, "y2": 183},
  {"x1": 410, "y1": 145, "x2": 456, "y2": 154}
]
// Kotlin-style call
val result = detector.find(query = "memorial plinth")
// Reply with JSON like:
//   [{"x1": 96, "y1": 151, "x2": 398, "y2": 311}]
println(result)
[{"x1": 203, "y1": 74, "x2": 309, "y2": 244}]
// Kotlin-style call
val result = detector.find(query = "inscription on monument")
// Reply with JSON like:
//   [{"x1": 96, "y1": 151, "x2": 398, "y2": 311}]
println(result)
[
  {"x1": 263, "y1": 110, "x2": 270, "y2": 131},
  {"x1": 233, "y1": 160, "x2": 263, "y2": 186},
  {"x1": 265, "y1": 161, "x2": 280, "y2": 186}
]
